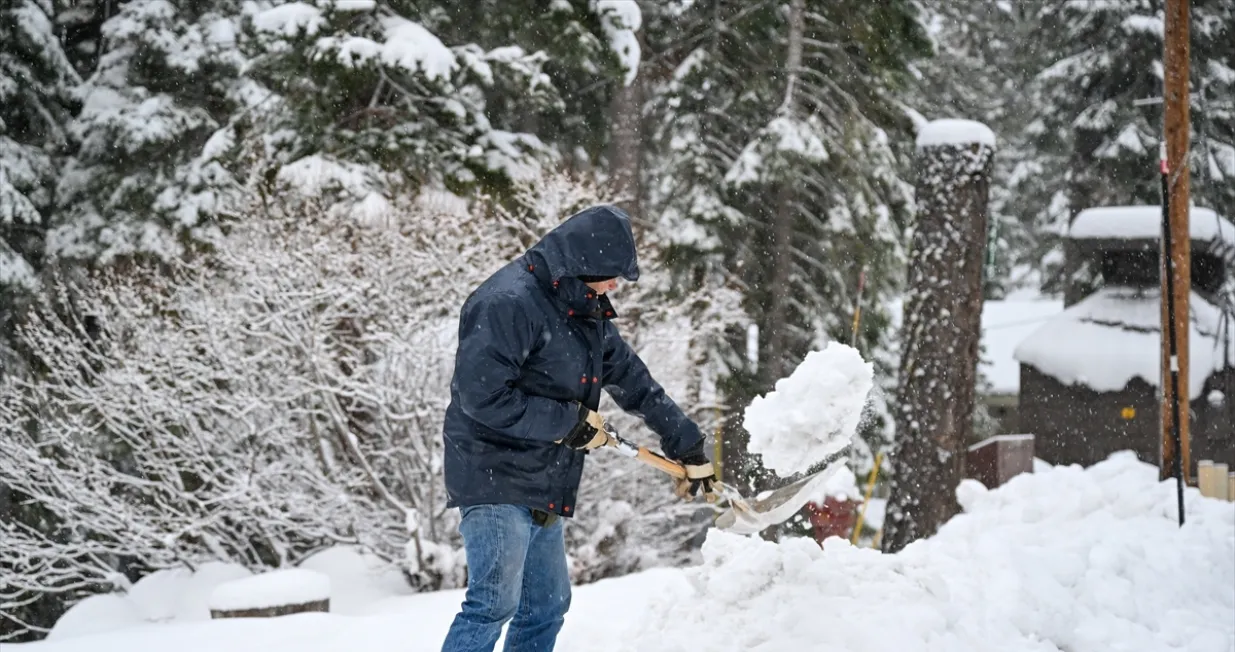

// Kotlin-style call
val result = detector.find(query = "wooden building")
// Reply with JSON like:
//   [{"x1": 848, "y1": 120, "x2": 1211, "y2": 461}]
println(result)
[{"x1": 1014, "y1": 205, "x2": 1235, "y2": 471}]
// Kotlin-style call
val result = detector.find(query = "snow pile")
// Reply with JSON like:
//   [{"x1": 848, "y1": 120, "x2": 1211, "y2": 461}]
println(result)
[
  {"x1": 46, "y1": 549, "x2": 414, "y2": 641},
  {"x1": 297, "y1": 547, "x2": 416, "y2": 614},
  {"x1": 48, "y1": 562, "x2": 253, "y2": 640},
  {"x1": 640, "y1": 452, "x2": 1235, "y2": 652},
  {"x1": 22, "y1": 454, "x2": 1235, "y2": 652},
  {"x1": 915, "y1": 118, "x2": 997, "y2": 149},
  {"x1": 744, "y1": 342, "x2": 874, "y2": 475},
  {"x1": 44, "y1": 594, "x2": 146, "y2": 642},
  {"x1": 208, "y1": 569, "x2": 331, "y2": 612}
]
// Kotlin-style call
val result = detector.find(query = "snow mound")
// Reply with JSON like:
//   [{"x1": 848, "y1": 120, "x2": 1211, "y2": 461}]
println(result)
[
  {"x1": 126, "y1": 562, "x2": 254, "y2": 623},
  {"x1": 640, "y1": 452, "x2": 1235, "y2": 652},
  {"x1": 744, "y1": 342, "x2": 874, "y2": 475},
  {"x1": 47, "y1": 562, "x2": 253, "y2": 641},
  {"x1": 46, "y1": 593, "x2": 146, "y2": 641},
  {"x1": 297, "y1": 547, "x2": 414, "y2": 615},
  {"x1": 208, "y1": 569, "x2": 331, "y2": 612},
  {"x1": 916, "y1": 118, "x2": 997, "y2": 149}
]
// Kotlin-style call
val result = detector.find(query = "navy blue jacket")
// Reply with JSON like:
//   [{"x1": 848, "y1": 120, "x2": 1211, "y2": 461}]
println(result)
[{"x1": 442, "y1": 205, "x2": 705, "y2": 517}]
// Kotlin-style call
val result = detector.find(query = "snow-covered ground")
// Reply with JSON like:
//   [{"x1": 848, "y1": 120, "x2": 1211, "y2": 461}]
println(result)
[{"x1": 15, "y1": 453, "x2": 1234, "y2": 652}]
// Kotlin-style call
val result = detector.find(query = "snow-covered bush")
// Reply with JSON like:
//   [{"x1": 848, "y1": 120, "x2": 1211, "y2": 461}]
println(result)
[{"x1": 0, "y1": 169, "x2": 742, "y2": 639}]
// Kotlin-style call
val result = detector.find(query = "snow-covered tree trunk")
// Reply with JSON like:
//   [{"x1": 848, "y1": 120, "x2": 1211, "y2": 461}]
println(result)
[
  {"x1": 607, "y1": 14, "x2": 645, "y2": 217},
  {"x1": 884, "y1": 120, "x2": 995, "y2": 554},
  {"x1": 760, "y1": 0, "x2": 804, "y2": 390}
]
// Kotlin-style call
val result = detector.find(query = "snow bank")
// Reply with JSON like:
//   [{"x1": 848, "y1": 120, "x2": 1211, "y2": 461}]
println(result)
[
  {"x1": 45, "y1": 550, "x2": 410, "y2": 641},
  {"x1": 45, "y1": 594, "x2": 146, "y2": 641},
  {"x1": 640, "y1": 452, "x2": 1235, "y2": 652},
  {"x1": 127, "y1": 562, "x2": 254, "y2": 623},
  {"x1": 744, "y1": 342, "x2": 874, "y2": 475},
  {"x1": 208, "y1": 569, "x2": 331, "y2": 612},
  {"x1": 915, "y1": 118, "x2": 997, "y2": 150},
  {"x1": 47, "y1": 562, "x2": 252, "y2": 640},
  {"x1": 297, "y1": 547, "x2": 415, "y2": 614},
  {"x1": 22, "y1": 455, "x2": 1235, "y2": 652}
]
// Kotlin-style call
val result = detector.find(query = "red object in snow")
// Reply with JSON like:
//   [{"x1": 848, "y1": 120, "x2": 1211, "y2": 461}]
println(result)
[{"x1": 804, "y1": 496, "x2": 860, "y2": 543}]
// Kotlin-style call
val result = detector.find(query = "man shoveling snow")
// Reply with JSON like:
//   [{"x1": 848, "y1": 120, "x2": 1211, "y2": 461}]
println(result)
[{"x1": 440, "y1": 205, "x2": 717, "y2": 652}]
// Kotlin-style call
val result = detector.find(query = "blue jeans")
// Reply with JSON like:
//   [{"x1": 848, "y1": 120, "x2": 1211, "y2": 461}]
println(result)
[{"x1": 440, "y1": 504, "x2": 572, "y2": 652}]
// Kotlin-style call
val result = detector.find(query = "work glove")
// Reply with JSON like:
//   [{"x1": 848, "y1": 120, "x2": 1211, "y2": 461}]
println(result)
[
  {"x1": 559, "y1": 404, "x2": 608, "y2": 451},
  {"x1": 673, "y1": 445, "x2": 718, "y2": 503}
]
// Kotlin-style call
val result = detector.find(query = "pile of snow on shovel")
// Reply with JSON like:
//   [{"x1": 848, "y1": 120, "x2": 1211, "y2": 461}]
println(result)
[{"x1": 743, "y1": 341, "x2": 874, "y2": 475}]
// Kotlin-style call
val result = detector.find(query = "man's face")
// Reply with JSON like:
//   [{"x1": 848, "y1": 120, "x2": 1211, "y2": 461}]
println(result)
[{"x1": 584, "y1": 278, "x2": 619, "y2": 295}]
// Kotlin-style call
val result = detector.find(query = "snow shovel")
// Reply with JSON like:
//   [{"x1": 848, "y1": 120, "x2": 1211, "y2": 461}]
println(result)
[{"x1": 600, "y1": 424, "x2": 848, "y2": 535}]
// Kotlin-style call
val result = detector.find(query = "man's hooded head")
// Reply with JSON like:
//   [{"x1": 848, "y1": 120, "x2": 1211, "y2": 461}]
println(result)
[{"x1": 525, "y1": 205, "x2": 640, "y2": 284}]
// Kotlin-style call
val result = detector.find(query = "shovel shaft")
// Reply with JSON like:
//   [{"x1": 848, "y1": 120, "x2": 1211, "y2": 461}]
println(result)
[{"x1": 602, "y1": 426, "x2": 688, "y2": 479}]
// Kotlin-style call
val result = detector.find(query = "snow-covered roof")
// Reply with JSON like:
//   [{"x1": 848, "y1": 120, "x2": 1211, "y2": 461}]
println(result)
[
  {"x1": 889, "y1": 297, "x2": 1065, "y2": 396},
  {"x1": 1067, "y1": 205, "x2": 1235, "y2": 253},
  {"x1": 1014, "y1": 286, "x2": 1234, "y2": 400},
  {"x1": 915, "y1": 119, "x2": 997, "y2": 150}
]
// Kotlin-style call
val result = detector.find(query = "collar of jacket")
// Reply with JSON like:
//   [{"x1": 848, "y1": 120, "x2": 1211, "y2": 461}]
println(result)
[{"x1": 521, "y1": 252, "x2": 620, "y2": 322}]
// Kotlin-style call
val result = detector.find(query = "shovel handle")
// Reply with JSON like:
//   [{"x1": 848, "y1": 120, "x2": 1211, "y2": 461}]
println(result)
[
  {"x1": 602, "y1": 426, "x2": 688, "y2": 479},
  {"x1": 634, "y1": 447, "x2": 689, "y2": 479}
]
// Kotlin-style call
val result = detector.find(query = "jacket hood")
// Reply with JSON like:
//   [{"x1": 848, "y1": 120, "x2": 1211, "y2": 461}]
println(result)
[{"x1": 525, "y1": 205, "x2": 640, "y2": 283}]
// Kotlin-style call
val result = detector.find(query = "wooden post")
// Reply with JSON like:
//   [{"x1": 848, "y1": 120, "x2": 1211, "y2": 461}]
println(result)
[
  {"x1": 1198, "y1": 459, "x2": 1214, "y2": 497},
  {"x1": 1160, "y1": 0, "x2": 1192, "y2": 506},
  {"x1": 882, "y1": 120, "x2": 995, "y2": 554}
]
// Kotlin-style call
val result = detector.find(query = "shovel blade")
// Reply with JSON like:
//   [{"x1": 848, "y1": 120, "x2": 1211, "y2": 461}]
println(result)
[{"x1": 713, "y1": 459, "x2": 849, "y2": 535}]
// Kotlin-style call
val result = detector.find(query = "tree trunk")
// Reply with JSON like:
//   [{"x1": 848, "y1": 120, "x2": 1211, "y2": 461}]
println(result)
[
  {"x1": 211, "y1": 598, "x2": 329, "y2": 619},
  {"x1": 761, "y1": 0, "x2": 805, "y2": 390},
  {"x1": 607, "y1": 21, "x2": 645, "y2": 218},
  {"x1": 883, "y1": 122, "x2": 995, "y2": 554}
]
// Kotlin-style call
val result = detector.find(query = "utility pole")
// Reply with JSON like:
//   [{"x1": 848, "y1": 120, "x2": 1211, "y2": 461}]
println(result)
[{"x1": 1160, "y1": 0, "x2": 1192, "y2": 524}]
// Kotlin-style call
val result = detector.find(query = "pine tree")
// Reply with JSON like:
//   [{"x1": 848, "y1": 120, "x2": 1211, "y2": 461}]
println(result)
[
  {"x1": 50, "y1": 0, "x2": 250, "y2": 265},
  {"x1": 1191, "y1": 0, "x2": 1234, "y2": 222},
  {"x1": 1011, "y1": 0, "x2": 1235, "y2": 298},
  {"x1": 648, "y1": 0, "x2": 930, "y2": 493},
  {"x1": 416, "y1": 0, "x2": 641, "y2": 168},
  {"x1": 907, "y1": 0, "x2": 1042, "y2": 298},
  {"x1": 0, "y1": 0, "x2": 79, "y2": 364}
]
